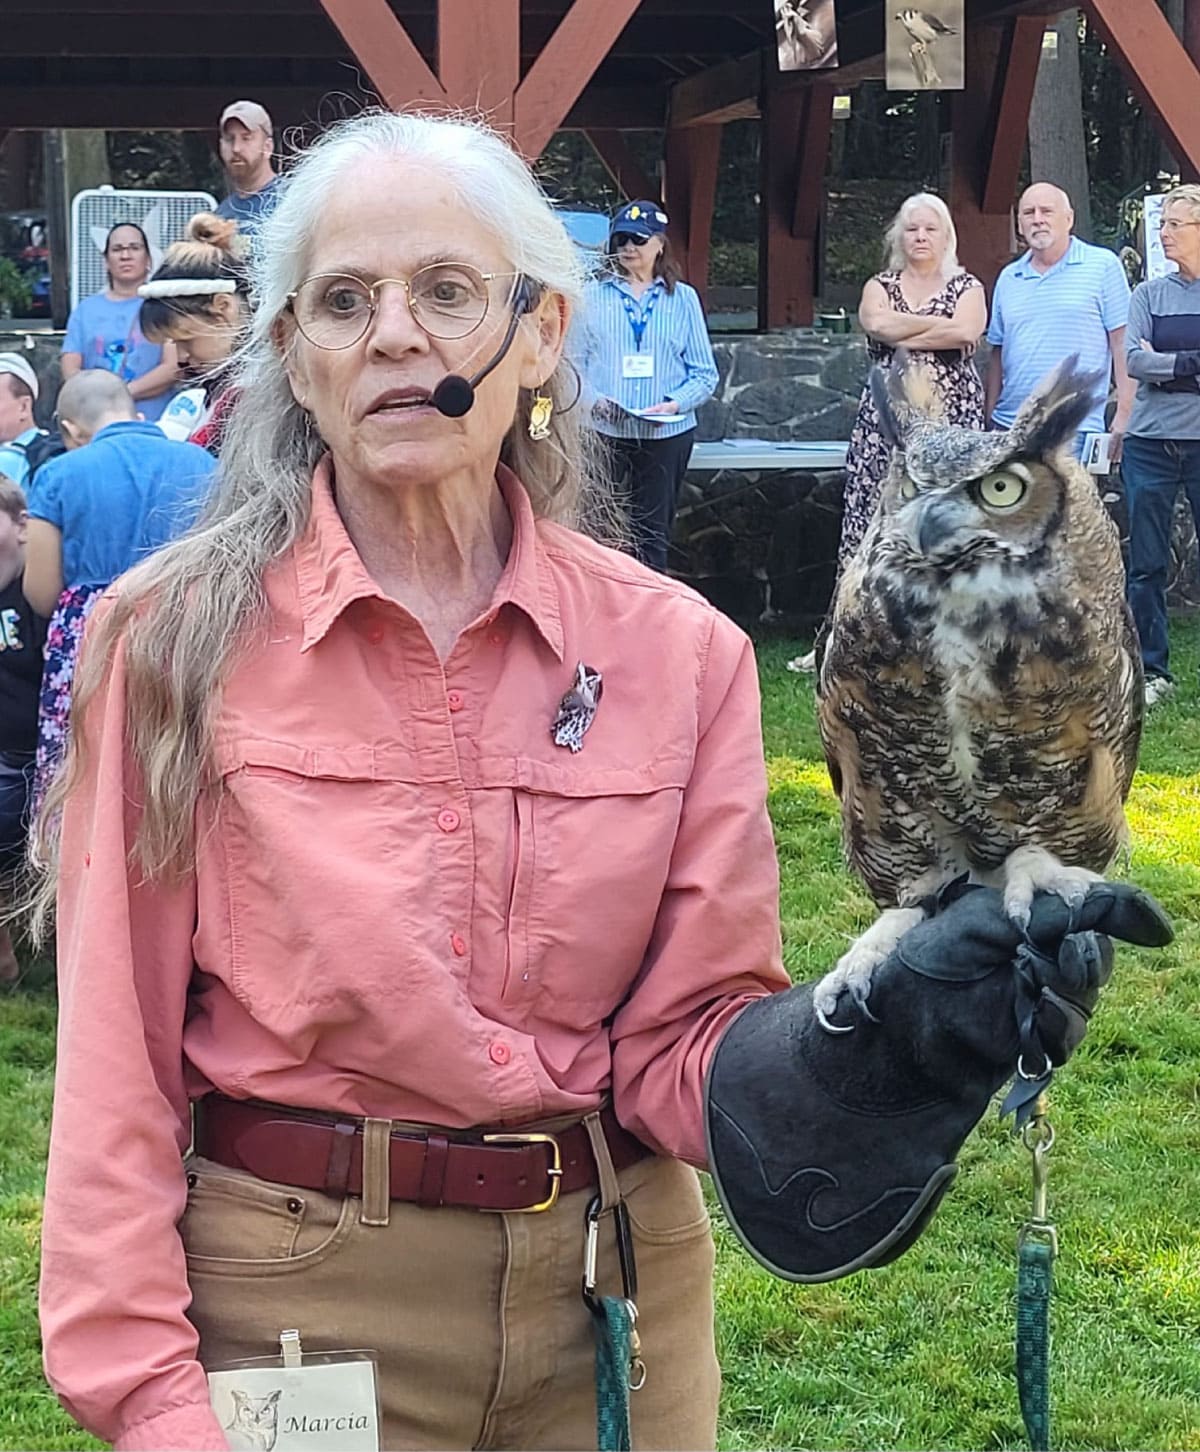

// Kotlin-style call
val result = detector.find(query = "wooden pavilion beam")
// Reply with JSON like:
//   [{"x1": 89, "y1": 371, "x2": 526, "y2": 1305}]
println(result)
[
  {"x1": 315, "y1": 0, "x2": 446, "y2": 109},
  {"x1": 668, "y1": 53, "x2": 760, "y2": 129},
  {"x1": 981, "y1": 14, "x2": 1045, "y2": 212},
  {"x1": 945, "y1": 20, "x2": 1034, "y2": 292},
  {"x1": 514, "y1": 0, "x2": 645, "y2": 157},
  {"x1": 664, "y1": 123, "x2": 722, "y2": 301},
  {"x1": 438, "y1": 0, "x2": 519, "y2": 126},
  {"x1": 759, "y1": 83, "x2": 833, "y2": 328},
  {"x1": 583, "y1": 129, "x2": 659, "y2": 204},
  {"x1": 0, "y1": 83, "x2": 663, "y2": 131},
  {"x1": 1083, "y1": 0, "x2": 1200, "y2": 177}
]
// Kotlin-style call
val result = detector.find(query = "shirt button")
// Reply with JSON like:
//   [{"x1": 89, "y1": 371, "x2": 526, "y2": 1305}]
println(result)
[
  {"x1": 450, "y1": 932, "x2": 467, "y2": 957},
  {"x1": 437, "y1": 807, "x2": 461, "y2": 833},
  {"x1": 365, "y1": 624, "x2": 384, "y2": 645},
  {"x1": 447, "y1": 689, "x2": 465, "y2": 713},
  {"x1": 488, "y1": 1041, "x2": 511, "y2": 1066},
  {"x1": 489, "y1": 631, "x2": 505, "y2": 647}
]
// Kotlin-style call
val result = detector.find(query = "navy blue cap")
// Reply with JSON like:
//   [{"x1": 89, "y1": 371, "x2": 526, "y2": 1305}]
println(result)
[{"x1": 609, "y1": 200, "x2": 669, "y2": 240}]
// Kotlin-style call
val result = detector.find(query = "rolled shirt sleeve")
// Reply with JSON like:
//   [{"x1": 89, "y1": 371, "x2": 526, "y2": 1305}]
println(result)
[
  {"x1": 1100, "y1": 251, "x2": 1132, "y2": 331},
  {"x1": 664, "y1": 285, "x2": 720, "y2": 417},
  {"x1": 38, "y1": 610, "x2": 227, "y2": 1450},
  {"x1": 610, "y1": 614, "x2": 789, "y2": 1167}
]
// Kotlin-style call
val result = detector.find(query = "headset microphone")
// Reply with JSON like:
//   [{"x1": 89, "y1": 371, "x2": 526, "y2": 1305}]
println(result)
[{"x1": 430, "y1": 284, "x2": 533, "y2": 419}]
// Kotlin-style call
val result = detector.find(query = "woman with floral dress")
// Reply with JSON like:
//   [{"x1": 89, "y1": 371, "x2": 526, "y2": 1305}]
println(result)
[{"x1": 789, "y1": 192, "x2": 987, "y2": 672}]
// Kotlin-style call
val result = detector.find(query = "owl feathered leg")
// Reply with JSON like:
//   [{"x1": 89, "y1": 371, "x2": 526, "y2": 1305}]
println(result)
[
  {"x1": 993, "y1": 844, "x2": 1103, "y2": 931},
  {"x1": 813, "y1": 905, "x2": 929, "y2": 1033}
]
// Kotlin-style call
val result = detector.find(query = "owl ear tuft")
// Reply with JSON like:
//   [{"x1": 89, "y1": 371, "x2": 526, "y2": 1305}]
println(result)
[
  {"x1": 869, "y1": 362, "x2": 905, "y2": 448},
  {"x1": 1012, "y1": 354, "x2": 1107, "y2": 456},
  {"x1": 872, "y1": 349, "x2": 943, "y2": 447}
]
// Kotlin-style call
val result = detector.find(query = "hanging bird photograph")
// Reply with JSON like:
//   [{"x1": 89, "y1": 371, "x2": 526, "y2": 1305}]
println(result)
[
  {"x1": 895, "y1": 7, "x2": 959, "y2": 46},
  {"x1": 813, "y1": 357, "x2": 1143, "y2": 1030}
]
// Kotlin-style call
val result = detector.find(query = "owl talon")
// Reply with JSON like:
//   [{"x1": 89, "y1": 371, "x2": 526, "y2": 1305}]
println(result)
[{"x1": 815, "y1": 1005, "x2": 856, "y2": 1035}]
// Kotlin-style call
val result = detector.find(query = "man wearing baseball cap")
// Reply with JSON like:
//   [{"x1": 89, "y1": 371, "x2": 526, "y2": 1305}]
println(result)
[
  {"x1": 216, "y1": 100, "x2": 283, "y2": 235},
  {"x1": 0, "y1": 354, "x2": 48, "y2": 489}
]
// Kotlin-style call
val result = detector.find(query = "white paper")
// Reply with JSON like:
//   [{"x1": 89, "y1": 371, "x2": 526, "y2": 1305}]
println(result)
[
  {"x1": 625, "y1": 407, "x2": 678, "y2": 423},
  {"x1": 209, "y1": 1359, "x2": 380, "y2": 1452},
  {"x1": 1082, "y1": 432, "x2": 1112, "y2": 476}
]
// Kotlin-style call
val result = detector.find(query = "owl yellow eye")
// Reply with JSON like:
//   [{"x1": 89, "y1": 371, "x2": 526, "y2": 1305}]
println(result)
[
  {"x1": 976, "y1": 470, "x2": 1028, "y2": 509},
  {"x1": 899, "y1": 477, "x2": 918, "y2": 501}
]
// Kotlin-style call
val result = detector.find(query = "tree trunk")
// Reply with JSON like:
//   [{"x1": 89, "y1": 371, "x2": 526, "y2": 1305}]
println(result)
[
  {"x1": 1028, "y1": 12, "x2": 1093, "y2": 238},
  {"x1": 62, "y1": 128, "x2": 112, "y2": 202}
]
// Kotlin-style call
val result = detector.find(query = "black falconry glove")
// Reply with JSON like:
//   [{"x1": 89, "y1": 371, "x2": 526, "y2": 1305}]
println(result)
[{"x1": 704, "y1": 880, "x2": 1172, "y2": 1284}]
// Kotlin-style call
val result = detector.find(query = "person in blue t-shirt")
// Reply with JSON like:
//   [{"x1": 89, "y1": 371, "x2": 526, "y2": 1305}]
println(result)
[
  {"x1": 215, "y1": 100, "x2": 283, "y2": 237},
  {"x1": 61, "y1": 223, "x2": 180, "y2": 423},
  {"x1": 23, "y1": 370, "x2": 216, "y2": 810}
]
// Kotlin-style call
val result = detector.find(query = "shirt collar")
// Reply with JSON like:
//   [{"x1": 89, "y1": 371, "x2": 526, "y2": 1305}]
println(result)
[
  {"x1": 1013, "y1": 235, "x2": 1082, "y2": 277},
  {"x1": 606, "y1": 274, "x2": 665, "y2": 300},
  {"x1": 294, "y1": 456, "x2": 564, "y2": 660}
]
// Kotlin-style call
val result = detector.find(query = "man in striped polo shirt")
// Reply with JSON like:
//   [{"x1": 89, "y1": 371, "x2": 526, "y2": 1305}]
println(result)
[{"x1": 985, "y1": 183, "x2": 1134, "y2": 459}]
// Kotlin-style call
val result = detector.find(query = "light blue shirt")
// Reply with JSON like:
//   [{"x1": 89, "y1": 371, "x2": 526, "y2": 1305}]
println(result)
[
  {"x1": 217, "y1": 176, "x2": 284, "y2": 236},
  {"x1": 987, "y1": 236, "x2": 1130, "y2": 433},
  {"x1": 26, "y1": 420, "x2": 216, "y2": 590},
  {"x1": 63, "y1": 292, "x2": 172, "y2": 423},
  {"x1": 0, "y1": 426, "x2": 46, "y2": 487},
  {"x1": 576, "y1": 275, "x2": 719, "y2": 441}
]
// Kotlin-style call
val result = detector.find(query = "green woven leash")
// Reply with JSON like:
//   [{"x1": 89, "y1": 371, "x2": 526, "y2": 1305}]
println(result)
[
  {"x1": 583, "y1": 1197, "x2": 646, "y2": 1452},
  {"x1": 592, "y1": 1294, "x2": 636, "y2": 1451},
  {"x1": 1016, "y1": 1095, "x2": 1057, "y2": 1452}
]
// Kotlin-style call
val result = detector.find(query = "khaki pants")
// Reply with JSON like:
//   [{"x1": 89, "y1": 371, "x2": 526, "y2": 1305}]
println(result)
[{"x1": 181, "y1": 1133, "x2": 719, "y2": 1451}]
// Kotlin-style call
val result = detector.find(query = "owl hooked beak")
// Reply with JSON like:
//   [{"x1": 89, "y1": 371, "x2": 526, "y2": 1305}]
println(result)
[{"x1": 910, "y1": 492, "x2": 979, "y2": 557}]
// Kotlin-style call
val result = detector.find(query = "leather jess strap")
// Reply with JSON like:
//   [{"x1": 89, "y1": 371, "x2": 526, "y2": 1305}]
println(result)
[{"x1": 194, "y1": 1095, "x2": 650, "y2": 1212}]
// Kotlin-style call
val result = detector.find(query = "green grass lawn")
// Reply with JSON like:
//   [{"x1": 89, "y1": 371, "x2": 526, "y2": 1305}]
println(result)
[{"x1": 3, "y1": 624, "x2": 1200, "y2": 1451}]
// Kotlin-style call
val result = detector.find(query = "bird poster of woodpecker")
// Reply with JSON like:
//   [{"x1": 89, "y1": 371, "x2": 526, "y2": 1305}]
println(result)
[
  {"x1": 774, "y1": 0, "x2": 838, "y2": 71},
  {"x1": 887, "y1": 4, "x2": 964, "y2": 89}
]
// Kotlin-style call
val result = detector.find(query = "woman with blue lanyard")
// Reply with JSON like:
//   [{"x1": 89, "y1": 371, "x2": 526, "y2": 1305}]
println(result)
[
  {"x1": 60, "y1": 223, "x2": 180, "y2": 424},
  {"x1": 580, "y1": 200, "x2": 718, "y2": 571}
]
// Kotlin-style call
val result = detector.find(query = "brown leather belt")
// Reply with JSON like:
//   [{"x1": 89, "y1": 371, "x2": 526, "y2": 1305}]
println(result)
[{"x1": 194, "y1": 1095, "x2": 650, "y2": 1213}]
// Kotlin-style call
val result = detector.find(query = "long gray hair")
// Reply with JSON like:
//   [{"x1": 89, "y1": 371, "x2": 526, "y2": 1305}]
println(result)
[
  {"x1": 883, "y1": 192, "x2": 961, "y2": 279},
  {"x1": 33, "y1": 110, "x2": 598, "y2": 897}
]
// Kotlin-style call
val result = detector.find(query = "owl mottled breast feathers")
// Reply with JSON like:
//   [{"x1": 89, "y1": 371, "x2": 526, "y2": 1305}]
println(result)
[{"x1": 819, "y1": 355, "x2": 1142, "y2": 912}]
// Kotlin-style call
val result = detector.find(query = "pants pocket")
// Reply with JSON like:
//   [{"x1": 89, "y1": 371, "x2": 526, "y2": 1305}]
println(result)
[{"x1": 181, "y1": 1155, "x2": 354, "y2": 1277}]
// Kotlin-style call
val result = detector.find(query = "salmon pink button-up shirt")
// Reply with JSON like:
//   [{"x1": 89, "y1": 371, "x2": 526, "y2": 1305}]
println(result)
[{"x1": 40, "y1": 460, "x2": 788, "y2": 1450}]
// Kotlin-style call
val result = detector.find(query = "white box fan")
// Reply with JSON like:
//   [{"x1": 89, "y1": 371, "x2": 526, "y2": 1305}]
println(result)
[{"x1": 70, "y1": 186, "x2": 219, "y2": 310}]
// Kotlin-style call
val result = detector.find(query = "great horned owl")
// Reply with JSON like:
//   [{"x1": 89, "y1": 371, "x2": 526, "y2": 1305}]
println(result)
[{"x1": 813, "y1": 357, "x2": 1142, "y2": 1029}]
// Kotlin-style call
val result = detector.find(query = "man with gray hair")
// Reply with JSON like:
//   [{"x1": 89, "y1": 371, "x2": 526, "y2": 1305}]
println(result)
[{"x1": 985, "y1": 182, "x2": 1135, "y2": 460}]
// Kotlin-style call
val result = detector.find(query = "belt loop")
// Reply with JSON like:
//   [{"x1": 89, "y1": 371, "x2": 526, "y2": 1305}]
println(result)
[
  {"x1": 583, "y1": 1109, "x2": 622, "y2": 1213},
  {"x1": 324, "y1": 1121, "x2": 356, "y2": 1196},
  {"x1": 360, "y1": 1118, "x2": 393, "y2": 1226}
]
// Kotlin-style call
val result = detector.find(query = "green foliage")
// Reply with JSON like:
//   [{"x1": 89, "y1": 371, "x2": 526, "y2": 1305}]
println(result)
[
  {"x1": 0, "y1": 259, "x2": 33, "y2": 318},
  {"x1": 2, "y1": 624, "x2": 1199, "y2": 1449}
]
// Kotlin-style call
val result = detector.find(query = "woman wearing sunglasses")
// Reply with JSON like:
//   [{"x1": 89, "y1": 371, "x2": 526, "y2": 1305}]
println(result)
[{"x1": 577, "y1": 199, "x2": 718, "y2": 571}]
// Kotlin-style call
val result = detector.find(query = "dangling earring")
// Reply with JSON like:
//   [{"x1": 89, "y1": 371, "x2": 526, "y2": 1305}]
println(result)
[{"x1": 528, "y1": 388, "x2": 553, "y2": 441}]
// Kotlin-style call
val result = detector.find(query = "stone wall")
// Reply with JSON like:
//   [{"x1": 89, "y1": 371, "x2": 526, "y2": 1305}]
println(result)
[
  {"x1": 10, "y1": 327, "x2": 1198, "y2": 628},
  {"x1": 673, "y1": 330, "x2": 1200, "y2": 626}
]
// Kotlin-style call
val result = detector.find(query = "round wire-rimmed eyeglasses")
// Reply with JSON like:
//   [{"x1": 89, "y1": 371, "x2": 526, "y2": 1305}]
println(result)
[{"x1": 286, "y1": 264, "x2": 531, "y2": 349}]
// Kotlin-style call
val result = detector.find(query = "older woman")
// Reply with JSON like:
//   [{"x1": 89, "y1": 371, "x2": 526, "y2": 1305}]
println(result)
[
  {"x1": 1123, "y1": 182, "x2": 1200, "y2": 707},
  {"x1": 789, "y1": 193, "x2": 985, "y2": 675},
  {"x1": 36, "y1": 112, "x2": 1134, "y2": 1452}
]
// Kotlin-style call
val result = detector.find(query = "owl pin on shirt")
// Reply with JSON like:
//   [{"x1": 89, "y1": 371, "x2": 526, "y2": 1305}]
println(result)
[{"x1": 551, "y1": 662, "x2": 603, "y2": 753}]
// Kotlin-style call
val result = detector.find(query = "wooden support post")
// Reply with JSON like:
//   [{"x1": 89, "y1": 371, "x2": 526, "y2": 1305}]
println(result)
[
  {"x1": 515, "y1": 0, "x2": 644, "y2": 158},
  {"x1": 664, "y1": 125, "x2": 721, "y2": 301},
  {"x1": 42, "y1": 130, "x2": 70, "y2": 330},
  {"x1": 759, "y1": 84, "x2": 832, "y2": 329},
  {"x1": 315, "y1": 0, "x2": 445, "y2": 109},
  {"x1": 438, "y1": 0, "x2": 519, "y2": 130},
  {"x1": 945, "y1": 19, "x2": 1040, "y2": 292},
  {"x1": 584, "y1": 129, "x2": 659, "y2": 205},
  {"x1": 1084, "y1": 0, "x2": 1200, "y2": 177}
]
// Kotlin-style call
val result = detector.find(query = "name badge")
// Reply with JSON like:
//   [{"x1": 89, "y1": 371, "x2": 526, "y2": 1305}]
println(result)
[
  {"x1": 622, "y1": 353, "x2": 655, "y2": 379},
  {"x1": 209, "y1": 1332, "x2": 380, "y2": 1452}
]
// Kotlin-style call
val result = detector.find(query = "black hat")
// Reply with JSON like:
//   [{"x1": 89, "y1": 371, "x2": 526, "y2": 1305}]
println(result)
[
  {"x1": 609, "y1": 200, "x2": 669, "y2": 241},
  {"x1": 705, "y1": 882, "x2": 1172, "y2": 1283}
]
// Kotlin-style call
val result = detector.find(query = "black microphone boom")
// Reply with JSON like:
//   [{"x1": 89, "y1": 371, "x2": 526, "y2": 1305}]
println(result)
[{"x1": 430, "y1": 290, "x2": 530, "y2": 419}]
